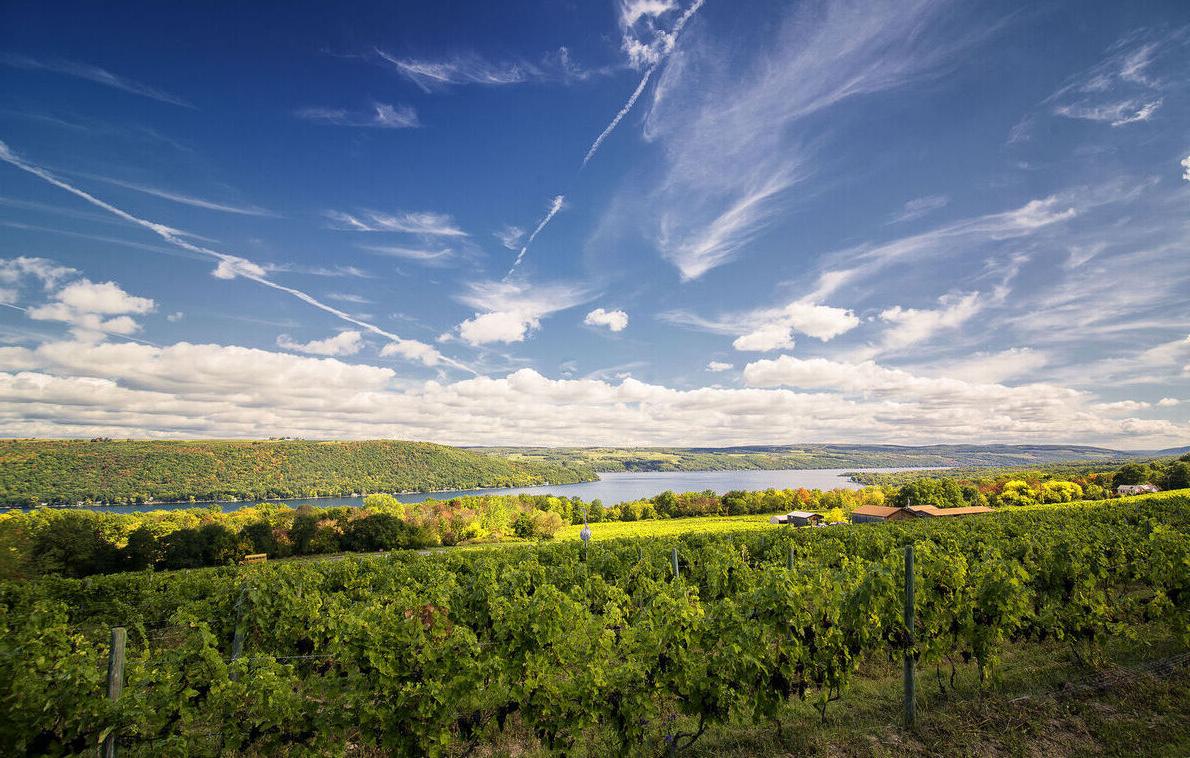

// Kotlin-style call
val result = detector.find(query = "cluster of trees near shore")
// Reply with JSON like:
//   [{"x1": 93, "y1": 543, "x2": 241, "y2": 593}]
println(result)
[
  {"x1": 3, "y1": 455, "x2": 1184, "y2": 579},
  {"x1": 1, "y1": 487, "x2": 885, "y2": 579},
  {"x1": 854, "y1": 453, "x2": 1190, "y2": 507}
]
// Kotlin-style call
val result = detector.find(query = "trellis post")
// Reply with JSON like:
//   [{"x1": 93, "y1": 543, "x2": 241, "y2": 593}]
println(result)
[
  {"x1": 903, "y1": 545, "x2": 916, "y2": 729},
  {"x1": 103, "y1": 626, "x2": 126, "y2": 758}
]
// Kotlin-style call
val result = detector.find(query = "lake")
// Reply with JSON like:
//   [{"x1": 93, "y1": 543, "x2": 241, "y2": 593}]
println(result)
[{"x1": 61, "y1": 467, "x2": 933, "y2": 514}]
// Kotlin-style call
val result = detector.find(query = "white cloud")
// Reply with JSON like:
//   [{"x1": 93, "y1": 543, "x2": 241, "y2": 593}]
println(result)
[
  {"x1": 295, "y1": 102, "x2": 420, "y2": 129},
  {"x1": 27, "y1": 279, "x2": 155, "y2": 339},
  {"x1": 667, "y1": 300, "x2": 859, "y2": 352},
  {"x1": 277, "y1": 330, "x2": 364, "y2": 357},
  {"x1": 1157, "y1": 397, "x2": 1180, "y2": 407},
  {"x1": 640, "y1": 0, "x2": 987, "y2": 279},
  {"x1": 326, "y1": 209, "x2": 467, "y2": 236},
  {"x1": 494, "y1": 225, "x2": 525, "y2": 250},
  {"x1": 890, "y1": 194, "x2": 949, "y2": 224},
  {"x1": 358, "y1": 244, "x2": 455, "y2": 265},
  {"x1": 1, "y1": 54, "x2": 192, "y2": 108},
  {"x1": 706, "y1": 361, "x2": 733, "y2": 372},
  {"x1": 0, "y1": 256, "x2": 77, "y2": 292},
  {"x1": 1046, "y1": 33, "x2": 1178, "y2": 129},
  {"x1": 55, "y1": 279, "x2": 155, "y2": 315},
  {"x1": 167, "y1": 312, "x2": 184, "y2": 322},
  {"x1": 1182, "y1": 155, "x2": 1190, "y2": 182},
  {"x1": 326, "y1": 293, "x2": 372, "y2": 305},
  {"x1": 0, "y1": 146, "x2": 457, "y2": 370},
  {"x1": 876, "y1": 291, "x2": 983, "y2": 352},
  {"x1": 584, "y1": 308, "x2": 629, "y2": 332},
  {"x1": 0, "y1": 337, "x2": 1184, "y2": 446},
  {"x1": 1054, "y1": 98, "x2": 1162, "y2": 126},
  {"x1": 453, "y1": 279, "x2": 591, "y2": 346},
  {"x1": 86, "y1": 175, "x2": 276, "y2": 216},
  {"x1": 923, "y1": 348, "x2": 1049, "y2": 384},
  {"x1": 377, "y1": 51, "x2": 542, "y2": 92},
  {"x1": 733, "y1": 324, "x2": 795, "y2": 352},
  {"x1": 458, "y1": 311, "x2": 537, "y2": 346}
]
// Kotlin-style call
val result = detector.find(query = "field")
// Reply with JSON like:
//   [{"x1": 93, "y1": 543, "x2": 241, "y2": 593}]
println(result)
[
  {"x1": 1, "y1": 491, "x2": 1185, "y2": 755},
  {"x1": 556, "y1": 513, "x2": 777, "y2": 541}
]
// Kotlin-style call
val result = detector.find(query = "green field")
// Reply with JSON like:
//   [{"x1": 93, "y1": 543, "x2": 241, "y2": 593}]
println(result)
[{"x1": 557, "y1": 513, "x2": 779, "y2": 541}]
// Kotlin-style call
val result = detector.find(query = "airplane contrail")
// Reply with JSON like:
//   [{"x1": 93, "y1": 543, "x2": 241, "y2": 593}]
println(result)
[
  {"x1": 0, "y1": 140, "x2": 472, "y2": 373},
  {"x1": 505, "y1": 194, "x2": 565, "y2": 279},
  {"x1": 582, "y1": 0, "x2": 706, "y2": 167}
]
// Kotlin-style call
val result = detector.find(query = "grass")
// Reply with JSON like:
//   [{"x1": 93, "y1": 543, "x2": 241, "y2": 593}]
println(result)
[{"x1": 555, "y1": 513, "x2": 781, "y2": 541}]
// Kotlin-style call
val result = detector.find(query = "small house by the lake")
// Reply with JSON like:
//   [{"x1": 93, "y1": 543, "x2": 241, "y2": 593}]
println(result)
[
  {"x1": 1116, "y1": 484, "x2": 1160, "y2": 496},
  {"x1": 850, "y1": 505, "x2": 911, "y2": 523},
  {"x1": 769, "y1": 510, "x2": 823, "y2": 527},
  {"x1": 903, "y1": 504, "x2": 994, "y2": 518}
]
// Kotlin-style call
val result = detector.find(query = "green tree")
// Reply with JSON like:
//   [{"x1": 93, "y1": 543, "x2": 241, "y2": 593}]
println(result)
[
  {"x1": 122, "y1": 526, "x2": 160, "y2": 570},
  {"x1": 1039, "y1": 481, "x2": 1083, "y2": 504},
  {"x1": 362, "y1": 493, "x2": 405, "y2": 518},
  {"x1": 1112, "y1": 463, "x2": 1152, "y2": 487},
  {"x1": 996, "y1": 480, "x2": 1037, "y2": 507},
  {"x1": 342, "y1": 514, "x2": 405, "y2": 552},
  {"x1": 159, "y1": 528, "x2": 206, "y2": 569},
  {"x1": 32, "y1": 513, "x2": 121, "y2": 577},
  {"x1": 1162, "y1": 461, "x2": 1190, "y2": 490}
]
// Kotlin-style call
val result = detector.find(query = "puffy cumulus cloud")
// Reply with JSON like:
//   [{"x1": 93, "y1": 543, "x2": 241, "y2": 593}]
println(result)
[
  {"x1": 668, "y1": 300, "x2": 858, "y2": 353},
  {"x1": 706, "y1": 361, "x2": 733, "y2": 372},
  {"x1": 584, "y1": 308, "x2": 629, "y2": 332},
  {"x1": 452, "y1": 279, "x2": 591, "y2": 347},
  {"x1": 458, "y1": 311, "x2": 538, "y2": 346},
  {"x1": 379, "y1": 340, "x2": 442, "y2": 367},
  {"x1": 27, "y1": 278, "x2": 155, "y2": 338},
  {"x1": 740, "y1": 354, "x2": 1186, "y2": 442},
  {"x1": 1183, "y1": 155, "x2": 1190, "y2": 182},
  {"x1": 212, "y1": 256, "x2": 267, "y2": 280},
  {"x1": 277, "y1": 330, "x2": 364, "y2": 357},
  {"x1": 54, "y1": 280, "x2": 154, "y2": 315},
  {"x1": 0, "y1": 256, "x2": 77, "y2": 292},
  {"x1": 1157, "y1": 397, "x2": 1180, "y2": 407},
  {"x1": 733, "y1": 324, "x2": 795, "y2": 352},
  {"x1": 0, "y1": 338, "x2": 1186, "y2": 446}
]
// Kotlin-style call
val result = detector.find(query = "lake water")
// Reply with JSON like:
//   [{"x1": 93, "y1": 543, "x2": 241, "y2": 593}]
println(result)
[{"x1": 57, "y1": 467, "x2": 932, "y2": 514}]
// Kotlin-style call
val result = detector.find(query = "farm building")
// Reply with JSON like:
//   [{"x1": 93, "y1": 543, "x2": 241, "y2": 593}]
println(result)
[
  {"x1": 769, "y1": 510, "x2": 823, "y2": 527},
  {"x1": 851, "y1": 504, "x2": 994, "y2": 523},
  {"x1": 1116, "y1": 484, "x2": 1160, "y2": 496},
  {"x1": 850, "y1": 505, "x2": 913, "y2": 523},
  {"x1": 903, "y1": 505, "x2": 994, "y2": 518}
]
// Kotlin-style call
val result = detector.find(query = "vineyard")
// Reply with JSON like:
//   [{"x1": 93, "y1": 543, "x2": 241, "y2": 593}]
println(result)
[{"x1": 1, "y1": 492, "x2": 1187, "y2": 755}]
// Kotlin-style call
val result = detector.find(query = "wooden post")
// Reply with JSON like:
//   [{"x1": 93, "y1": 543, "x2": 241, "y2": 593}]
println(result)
[
  {"x1": 903, "y1": 545, "x2": 916, "y2": 730},
  {"x1": 103, "y1": 626, "x2": 126, "y2": 758},
  {"x1": 671, "y1": 547, "x2": 680, "y2": 580},
  {"x1": 230, "y1": 586, "x2": 248, "y2": 681}
]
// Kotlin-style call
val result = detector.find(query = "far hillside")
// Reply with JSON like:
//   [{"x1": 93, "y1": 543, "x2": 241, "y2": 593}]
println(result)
[
  {"x1": 474, "y1": 443, "x2": 1149, "y2": 473},
  {"x1": 0, "y1": 439, "x2": 595, "y2": 506}
]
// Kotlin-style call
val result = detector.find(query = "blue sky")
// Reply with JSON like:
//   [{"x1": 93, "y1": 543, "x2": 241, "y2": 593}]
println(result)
[{"x1": 1, "y1": 0, "x2": 1188, "y2": 447}]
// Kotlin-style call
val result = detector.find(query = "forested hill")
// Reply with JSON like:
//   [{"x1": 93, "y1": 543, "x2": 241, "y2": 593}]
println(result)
[
  {"x1": 475, "y1": 443, "x2": 1141, "y2": 473},
  {"x1": 0, "y1": 440, "x2": 595, "y2": 506}
]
